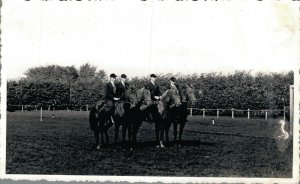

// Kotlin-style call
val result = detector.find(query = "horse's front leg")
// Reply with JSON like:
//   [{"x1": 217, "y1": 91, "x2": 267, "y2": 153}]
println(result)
[
  {"x1": 131, "y1": 120, "x2": 141, "y2": 148},
  {"x1": 159, "y1": 120, "x2": 165, "y2": 148},
  {"x1": 155, "y1": 120, "x2": 161, "y2": 147},
  {"x1": 173, "y1": 121, "x2": 178, "y2": 145},
  {"x1": 94, "y1": 129, "x2": 100, "y2": 149},
  {"x1": 164, "y1": 120, "x2": 171, "y2": 145},
  {"x1": 114, "y1": 122, "x2": 120, "y2": 145},
  {"x1": 178, "y1": 120, "x2": 186, "y2": 147},
  {"x1": 128, "y1": 122, "x2": 133, "y2": 150},
  {"x1": 122, "y1": 122, "x2": 127, "y2": 149}
]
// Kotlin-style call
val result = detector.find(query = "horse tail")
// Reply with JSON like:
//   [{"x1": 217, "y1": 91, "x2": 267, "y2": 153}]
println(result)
[{"x1": 89, "y1": 106, "x2": 98, "y2": 132}]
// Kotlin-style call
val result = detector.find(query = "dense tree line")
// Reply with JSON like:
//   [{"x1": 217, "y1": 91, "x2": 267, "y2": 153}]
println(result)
[{"x1": 7, "y1": 64, "x2": 293, "y2": 111}]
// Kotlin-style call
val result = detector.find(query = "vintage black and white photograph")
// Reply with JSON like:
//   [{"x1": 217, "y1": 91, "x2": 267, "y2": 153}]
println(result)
[{"x1": 1, "y1": 0, "x2": 299, "y2": 183}]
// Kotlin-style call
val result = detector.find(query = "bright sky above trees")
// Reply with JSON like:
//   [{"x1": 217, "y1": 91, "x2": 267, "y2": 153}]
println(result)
[{"x1": 2, "y1": 1, "x2": 298, "y2": 80}]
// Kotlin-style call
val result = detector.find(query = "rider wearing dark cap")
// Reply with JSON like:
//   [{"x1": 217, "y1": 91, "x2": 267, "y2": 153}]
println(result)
[
  {"x1": 168, "y1": 77, "x2": 182, "y2": 98},
  {"x1": 145, "y1": 74, "x2": 161, "y2": 101},
  {"x1": 144, "y1": 74, "x2": 161, "y2": 124},
  {"x1": 104, "y1": 73, "x2": 120, "y2": 124},
  {"x1": 117, "y1": 74, "x2": 130, "y2": 102}
]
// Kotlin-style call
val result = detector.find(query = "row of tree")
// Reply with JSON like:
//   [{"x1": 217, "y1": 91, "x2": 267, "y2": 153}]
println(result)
[{"x1": 7, "y1": 63, "x2": 294, "y2": 110}]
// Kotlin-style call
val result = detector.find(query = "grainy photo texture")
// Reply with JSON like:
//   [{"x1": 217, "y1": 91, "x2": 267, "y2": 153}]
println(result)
[{"x1": 1, "y1": 0, "x2": 299, "y2": 183}]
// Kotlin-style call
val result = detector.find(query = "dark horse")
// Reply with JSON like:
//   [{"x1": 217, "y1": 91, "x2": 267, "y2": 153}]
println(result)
[
  {"x1": 155, "y1": 89, "x2": 182, "y2": 148},
  {"x1": 113, "y1": 87, "x2": 151, "y2": 148},
  {"x1": 89, "y1": 100, "x2": 110, "y2": 150},
  {"x1": 89, "y1": 88, "x2": 151, "y2": 150},
  {"x1": 170, "y1": 84, "x2": 196, "y2": 147},
  {"x1": 127, "y1": 88, "x2": 152, "y2": 148}
]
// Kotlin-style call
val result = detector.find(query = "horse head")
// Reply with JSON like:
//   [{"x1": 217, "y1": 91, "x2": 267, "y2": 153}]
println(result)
[
  {"x1": 161, "y1": 89, "x2": 181, "y2": 108},
  {"x1": 184, "y1": 84, "x2": 197, "y2": 106},
  {"x1": 128, "y1": 87, "x2": 138, "y2": 107},
  {"x1": 137, "y1": 88, "x2": 152, "y2": 111}
]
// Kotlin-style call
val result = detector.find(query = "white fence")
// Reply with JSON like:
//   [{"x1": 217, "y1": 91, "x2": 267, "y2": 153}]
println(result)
[
  {"x1": 8, "y1": 105, "x2": 290, "y2": 121},
  {"x1": 187, "y1": 107, "x2": 289, "y2": 120}
]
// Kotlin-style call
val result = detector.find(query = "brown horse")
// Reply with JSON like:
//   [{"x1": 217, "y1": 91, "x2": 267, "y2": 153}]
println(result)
[
  {"x1": 127, "y1": 88, "x2": 152, "y2": 148},
  {"x1": 172, "y1": 84, "x2": 196, "y2": 147},
  {"x1": 112, "y1": 87, "x2": 151, "y2": 148},
  {"x1": 89, "y1": 100, "x2": 111, "y2": 150},
  {"x1": 89, "y1": 87, "x2": 152, "y2": 150},
  {"x1": 156, "y1": 89, "x2": 181, "y2": 148}
]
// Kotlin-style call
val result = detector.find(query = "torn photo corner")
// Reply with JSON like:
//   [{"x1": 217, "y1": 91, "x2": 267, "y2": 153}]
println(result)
[{"x1": 0, "y1": 0, "x2": 300, "y2": 183}]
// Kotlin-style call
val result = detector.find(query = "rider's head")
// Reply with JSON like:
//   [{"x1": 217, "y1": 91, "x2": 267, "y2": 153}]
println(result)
[
  {"x1": 150, "y1": 74, "x2": 157, "y2": 82},
  {"x1": 121, "y1": 74, "x2": 127, "y2": 82},
  {"x1": 110, "y1": 73, "x2": 117, "y2": 82},
  {"x1": 170, "y1": 77, "x2": 176, "y2": 85}
]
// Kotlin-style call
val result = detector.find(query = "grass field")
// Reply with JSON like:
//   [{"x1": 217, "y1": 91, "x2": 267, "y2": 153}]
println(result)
[{"x1": 6, "y1": 110, "x2": 293, "y2": 177}]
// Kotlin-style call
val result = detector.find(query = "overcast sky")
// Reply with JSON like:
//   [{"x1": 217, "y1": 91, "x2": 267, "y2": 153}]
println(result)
[{"x1": 2, "y1": 1, "x2": 299, "y2": 80}]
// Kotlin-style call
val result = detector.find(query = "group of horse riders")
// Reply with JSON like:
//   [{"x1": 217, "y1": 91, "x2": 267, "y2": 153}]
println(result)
[
  {"x1": 90, "y1": 73, "x2": 196, "y2": 150},
  {"x1": 104, "y1": 73, "x2": 182, "y2": 123}
]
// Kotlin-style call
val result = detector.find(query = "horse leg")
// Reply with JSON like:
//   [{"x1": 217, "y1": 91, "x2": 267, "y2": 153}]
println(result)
[
  {"x1": 122, "y1": 123, "x2": 127, "y2": 149},
  {"x1": 159, "y1": 120, "x2": 165, "y2": 148},
  {"x1": 173, "y1": 122, "x2": 178, "y2": 145},
  {"x1": 132, "y1": 121, "x2": 140, "y2": 148},
  {"x1": 165, "y1": 121, "x2": 170, "y2": 145},
  {"x1": 104, "y1": 126, "x2": 109, "y2": 145},
  {"x1": 155, "y1": 120, "x2": 160, "y2": 147},
  {"x1": 128, "y1": 123, "x2": 133, "y2": 150},
  {"x1": 94, "y1": 129, "x2": 100, "y2": 149},
  {"x1": 178, "y1": 121, "x2": 186, "y2": 147},
  {"x1": 114, "y1": 123, "x2": 120, "y2": 145}
]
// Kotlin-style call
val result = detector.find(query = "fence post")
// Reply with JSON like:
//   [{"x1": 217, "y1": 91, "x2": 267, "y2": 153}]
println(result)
[
  {"x1": 265, "y1": 110, "x2": 268, "y2": 120},
  {"x1": 231, "y1": 108, "x2": 234, "y2": 118},
  {"x1": 86, "y1": 105, "x2": 88, "y2": 111},
  {"x1": 67, "y1": 107, "x2": 69, "y2": 111},
  {"x1": 203, "y1": 108, "x2": 205, "y2": 117},
  {"x1": 190, "y1": 108, "x2": 193, "y2": 116},
  {"x1": 247, "y1": 109, "x2": 250, "y2": 119},
  {"x1": 21, "y1": 105, "x2": 24, "y2": 111},
  {"x1": 283, "y1": 107, "x2": 286, "y2": 121},
  {"x1": 40, "y1": 107, "x2": 43, "y2": 122},
  {"x1": 217, "y1": 108, "x2": 219, "y2": 118}
]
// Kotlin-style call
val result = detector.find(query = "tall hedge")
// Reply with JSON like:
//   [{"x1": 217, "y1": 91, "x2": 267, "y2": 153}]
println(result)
[{"x1": 7, "y1": 65, "x2": 293, "y2": 110}]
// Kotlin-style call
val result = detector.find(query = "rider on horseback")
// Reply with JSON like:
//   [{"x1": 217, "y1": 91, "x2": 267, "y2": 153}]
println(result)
[
  {"x1": 104, "y1": 73, "x2": 120, "y2": 125},
  {"x1": 168, "y1": 77, "x2": 182, "y2": 99},
  {"x1": 145, "y1": 74, "x2": 161, "y2": 122},
  {"x1": 117, "y1": 74, "x2": 130, "y2": 102}
]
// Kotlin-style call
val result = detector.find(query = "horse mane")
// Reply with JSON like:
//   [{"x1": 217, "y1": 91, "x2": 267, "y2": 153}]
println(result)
[
  {"x1": 136, "y1": 87, "x2": 145, "y2": 102},
  {"x1": 160, "y1": 90, "x2": 171, "y2": 104}
]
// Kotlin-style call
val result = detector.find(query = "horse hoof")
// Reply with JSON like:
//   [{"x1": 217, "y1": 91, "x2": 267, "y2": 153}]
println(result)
[
  {"x1": 155, "y1": 145, "x2": 160, "y2": 148},
  {"x1": 96, "y1": 145, "x2": 101, "y2": 150},
  {"x1": 160, "y1": 143, "x2": 165, "y2": 148}
]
